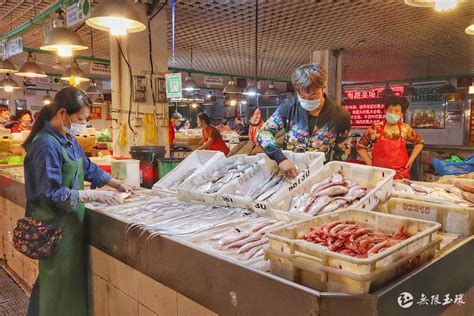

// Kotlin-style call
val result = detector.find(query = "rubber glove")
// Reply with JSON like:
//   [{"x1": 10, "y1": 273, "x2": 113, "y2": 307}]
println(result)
[{"x1": 78, "y1": 190, "x2": 124, "y2": 205}]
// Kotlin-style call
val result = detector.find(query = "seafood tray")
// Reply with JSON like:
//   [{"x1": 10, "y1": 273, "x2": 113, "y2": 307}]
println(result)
[
  {"x1": 152, "y1": 150, "x2": 224, "y2": 194},
  {"x1": 265, "y1": 209, "x2": 441, "y2": 294},
  {"x1": 177, "y1": 154, "x2": 260, "y2": 205},
  {"x1": 377, "y1": 197, "x2": 474, "y2": 235},
  {"x1": 436, "y1": 177, "x2": 474, "y2": 187},
  {"x1": 217, "y1": 152, "x2": 325, "y2": 213},
  {"x1": 392, "y1": 180, "x2": 474, "y2": 207},
  {"x1": 272, "y1": 161, "x2": 395, "y2": 217}
]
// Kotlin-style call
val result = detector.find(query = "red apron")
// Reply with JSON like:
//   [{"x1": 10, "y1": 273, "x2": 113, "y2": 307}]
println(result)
[
  {"x1": 204, "y1": 126, "x2": 230, "y2": 156},
  {"x1": 372, "y1": 121, "x2": 411, "y2": 180}
]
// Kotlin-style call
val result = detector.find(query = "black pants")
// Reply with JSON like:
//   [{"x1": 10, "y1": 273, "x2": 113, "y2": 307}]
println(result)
[{"x1": 27, "y1": 278, "x2": 39, "y2": 316}]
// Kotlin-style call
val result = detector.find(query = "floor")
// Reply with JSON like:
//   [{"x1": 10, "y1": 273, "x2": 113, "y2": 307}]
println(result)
[{"x1": 0, "y1": 264, "x2": 28, "y2": 316}]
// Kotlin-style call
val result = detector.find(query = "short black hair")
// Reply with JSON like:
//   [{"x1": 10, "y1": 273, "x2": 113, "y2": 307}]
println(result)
[
  {"x1": 0, "y1": 104, "x2": 8, "y2": 111},
  {"x1": 384, "y1": 95, "x2": 409, "y2": 112},
  {"x1": 198, "y1": 112, "x2": 210, "y2": 125},
  {"x1": 15, "y1": 109, "x2": 33, "y2": 121}
]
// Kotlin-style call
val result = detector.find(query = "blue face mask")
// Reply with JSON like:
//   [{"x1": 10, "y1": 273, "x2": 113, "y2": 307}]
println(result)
[
  {"x1": 298, "y1": 96, "x2": 321, "y2": 112},
  {"x1": 386, "y1": 113, "x2": 401, "y2": 124}
]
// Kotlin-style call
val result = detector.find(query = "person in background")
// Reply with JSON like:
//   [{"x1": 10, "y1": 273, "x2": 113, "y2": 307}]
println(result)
[
  {"x1": 216, "y1": 119, "x2": 232, "y2": 133},
  {"x1": 357, "y1": 95, "x2": 424, "y2": 179},
  {"x1": 257, "y1": 63, "x2": 351, "y2": 179},
  {"x1": 0, "y1": 104, "x2": 10, "y2": 127},
  {"x1": 23, "y1": 87, "x2": 132, "y2": 316},
  {"x1": 233, "y1": 116, "x2": 246, "y2": 135},
  {"x1": 179, "y1": 120, "x2": 191, "y2": 132},
  {"x1": 197, "y1": 112, "x2": 229, "y2": 155},
  {"x1": 11, "y1": 109, "x2": 33, "y2": 133},
  {"x1": 168, "y1": 112, "x2": 184, "y2": 146}
]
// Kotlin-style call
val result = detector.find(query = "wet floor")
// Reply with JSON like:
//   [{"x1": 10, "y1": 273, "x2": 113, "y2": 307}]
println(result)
[{"x1": 0, "y1": 264, "x2": 28, "y2": 316}]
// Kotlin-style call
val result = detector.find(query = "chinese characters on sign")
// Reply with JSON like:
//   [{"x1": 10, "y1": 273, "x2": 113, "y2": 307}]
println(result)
[
  {"x1": 342, "y1": 85, "x2": 404, "y2": 128},
  {"x1": 397, "y1": 292, "x2": 466, "y2": 309},
  {"x1": 89, "y1": 106, "x2": 102, "y2": 120}
]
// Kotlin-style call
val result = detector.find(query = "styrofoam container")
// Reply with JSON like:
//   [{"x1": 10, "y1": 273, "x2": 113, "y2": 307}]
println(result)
[
  {"x1": 272, "y1": 161, "x2": 396, "y2": 217},
  {"x1": 111, "y1": 159, "x2": 140, "y2": 188},
  {"x1": 265, "y1": 209, "x2": 441, "y2": 294},
  {"x1": 217, "y1": 152, "x2": 325, "y2": 213},
  {"x1": 153, "y1": 150, "x2": 224, "y2": 194},
  {"x1": 377, "y1": 197, "x2": 474, "y2": 235},
  {"x1": 177, "y1": 154, "x2": 260, "y2": 205}
]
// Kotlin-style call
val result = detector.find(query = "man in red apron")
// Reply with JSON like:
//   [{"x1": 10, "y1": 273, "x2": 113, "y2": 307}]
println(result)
[{"x1": 357, "y1": 96, "x2": 424, "y2": 179}]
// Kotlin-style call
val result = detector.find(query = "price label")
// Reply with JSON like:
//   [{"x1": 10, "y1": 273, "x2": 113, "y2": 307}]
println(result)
[
  {"x1": 395, "y1": 203, "x2": 437, "y2": 222},
  {"x1": 253, "y1": 202, "x2": 268, "y2": 211},
  {"x1": 288, "y1": 168, "x2": 310, "y2": 192}
]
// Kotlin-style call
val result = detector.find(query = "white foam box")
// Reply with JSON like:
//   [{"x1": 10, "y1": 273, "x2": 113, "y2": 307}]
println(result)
[
  {"x1": 272, "y1": 161, "x2": 396, "y2": 217},
  {"x1": 152, "y1": 150, "x2": 224, "y2": 194}
]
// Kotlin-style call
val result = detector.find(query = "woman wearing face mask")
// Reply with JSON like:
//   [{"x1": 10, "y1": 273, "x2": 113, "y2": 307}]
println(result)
[
  {"x1": 23, "y1": 87, "x2": 133, "y2": 316},
  {"x1": 357, "y1": 96, "x2": 424, "y2": 180},
  {"x1": 10, "y1": 109, "x2": 33, "y2": 133},
  {"x1": 257, "y1": 63, "x2": 351, "y2": 179},
  {"x1": 196, "y1": 112, "x2": 229, "y2": 155}
]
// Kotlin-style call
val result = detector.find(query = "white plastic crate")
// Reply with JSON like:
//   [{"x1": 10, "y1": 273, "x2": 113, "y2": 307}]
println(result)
[
  {"x1": 153, "y1": 150, "x2": 224, "y2": 194},
  {"x1": 217, "y1": 152, "x2": 325, "y2": 213},
  {"x1": 265, "y1": 209, "x2": 441, "y2": 294},
  {"x1": 177, "y1": 154, "x2": 260, "y2": 205},
  {"x1": 272, "y1": 161, "x2": 395, "y2": 217},
  {"x1": 377, "y1": 197, "x2": 474, "y2": 235}
]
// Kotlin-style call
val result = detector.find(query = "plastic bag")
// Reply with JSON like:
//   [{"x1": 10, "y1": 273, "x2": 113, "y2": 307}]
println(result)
[{"x1": 432, "y1": 156, "x2": 474, "y2": 176}]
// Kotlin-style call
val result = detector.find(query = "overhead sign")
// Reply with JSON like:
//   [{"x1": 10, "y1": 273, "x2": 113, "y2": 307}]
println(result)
[
  {"x1": 204, "y1": 76, "x2": 223, "y2": 87},
  {"x1": 342, "y1": 85, "x2": 404, "y2": 128},
  {"x1": 4, "y1": 36, "x2": 23, "y2": 59},
  {"x1": 90, "y1": 62, "x2": 111, "y2": 76},
  {"x1": 66, "y1": 0, "x2": 91, "y2": 27},
  {"x1": 165, "y1": 73, "x2": 182, "y2": 99}
]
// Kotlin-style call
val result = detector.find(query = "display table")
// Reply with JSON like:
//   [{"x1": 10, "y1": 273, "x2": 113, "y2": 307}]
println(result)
[{"x1": 1, "y1": 167, "x2": 473, "y2": 315}]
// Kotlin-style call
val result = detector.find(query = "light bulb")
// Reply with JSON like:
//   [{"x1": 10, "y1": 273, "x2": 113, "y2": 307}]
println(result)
[
  {"x1": 241, "y1": 100, "x2": 248, "y2": 105},
  {"x1": 230, "y1": 100, "x2": 237, "y2": 106},
  {"x1": 191, "y1": 103, "x2": 198, "y2": 109},
  {"x1": 434, "y1": 0, "x2": 457, "y2": 12},
  {"x1": 57, "y1": 46, "x2": 73, "y2": 57},
  {"x1": 43, "y1": 99, "x2": 52, "y2": 105},
  {"x1": 4, "y1": 85, "x2": 13, "y2": 93},
  {"x1": 98, "y1": 17, "x2": 129, "y2": 36}
]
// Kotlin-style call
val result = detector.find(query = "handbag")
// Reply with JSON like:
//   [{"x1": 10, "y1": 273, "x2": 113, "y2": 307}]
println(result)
[{"x1": 13, "y1": 217, "x2": 65, "y2": 260}]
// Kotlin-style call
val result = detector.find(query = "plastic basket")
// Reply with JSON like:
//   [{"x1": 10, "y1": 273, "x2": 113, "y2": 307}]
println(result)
[
  {"x1": 392, "y1": 180, "x2": 471, "y2": 206},
  {"x1": 377, "y1": 197, "x2": 474, "y2": 235},
  {"x1": 272, "y1": 161, "x2": 395, "y2": 217},
  {"x1": 265, "y1": 209, "x2": 441, "y2": 294},
  {"x1": 153, "y1": 150, "x2": 224, "y2": 194}
]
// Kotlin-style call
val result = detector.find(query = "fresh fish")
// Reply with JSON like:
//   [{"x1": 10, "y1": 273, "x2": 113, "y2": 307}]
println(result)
[
  {"x1": 313, "y1": 185, "x2": 348, "y2": 197},
  {"x1": 331, "y1": 170, "x2": 344, "y2": 183},
  {"x1": 169, "y1": 168, "x2": 197, "y2": 187},
  {"x1": 346, "y1": 186, "x2": 367, "y2": 200},
  {"x1": 307, "y1": 196, "x2": 332, "y2": 216},
  {"x1": 310, "y1": 177, "x2": 332, "y2": 194},
  {"x1": 289, "y1": 193, "x2": 311, "y2": 213},
  {"x1": 409, "y1": 182, "x2": 434, "y2": 194},
  {"x1": 319, "y1": 199, "x2": 347, "y2": 214},
  {"x1": 237, "y1": 237, "x2": 268, "y2": 254},
  {"x1": 255, "y1": 176, "x2": 286, "y2": 201},
  {"x1": 344, "y1": 178, "x2": 360, "y2": 188},
  {"x1": 393, "y1": 181, "x2": 416, "y2": 194}
]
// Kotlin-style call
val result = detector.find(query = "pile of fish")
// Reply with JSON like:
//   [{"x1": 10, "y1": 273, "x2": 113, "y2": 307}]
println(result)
[
  {"x1": 235, "y1": 171, "x2": 288, "y2": 202},
  {"x1": 197, "y1": 219, "x2": 285, "y2": 261},
  {"x1": 193, "y1": 159, "x2": 255, "y2": 194},
  {"x1": 289, "y1": 170, "x2": 368, "y2": 216},
  {"x1": 302, "y1": 220, "x2": 409, "y2": 258},
  {"x1": 393, "y1": 180, "x2": 474, "y2": 207}
]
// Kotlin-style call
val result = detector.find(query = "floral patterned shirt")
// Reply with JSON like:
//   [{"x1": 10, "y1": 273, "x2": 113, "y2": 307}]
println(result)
[
  {"x1": 257, "y1": 95, "x2": 351, "y2": 164},
  {"x1": 357, "y1": 121, "x2": 424, "y2": 149}
]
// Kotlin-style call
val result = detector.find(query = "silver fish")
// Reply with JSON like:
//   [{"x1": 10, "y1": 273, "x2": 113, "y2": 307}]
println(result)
[
  {"x1": 307, "y1": 196, "x2": 332, "y2": 216},
  {"x1": 313, "y1": 185, "x2": 348, "y2": 197},
  {"x1": 319, "y1": 199, "x2": 347, "y2": 214}
]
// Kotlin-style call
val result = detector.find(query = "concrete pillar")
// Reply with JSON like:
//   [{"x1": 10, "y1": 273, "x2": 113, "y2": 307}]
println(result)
[
  {"x1": 110, "y1": 2, "x2": 168, "y2": 157},
  {"x1": 310, "y1": 49, "x2": 343, "y2": 104}
]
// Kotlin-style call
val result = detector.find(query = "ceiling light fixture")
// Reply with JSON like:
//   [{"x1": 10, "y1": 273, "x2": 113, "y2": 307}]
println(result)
[
  {"x1": 466, "y1": 24, "x2": 474, "y2": 35},
  {"x1": 94, "y1": 94, "x2": 105, "y2": 104},
  {"x1": 468, "y1": 85, "x2": 474, "y2": 95},
  {"x1": 0, "y1": 59, "x2": 17, "y2": 74},
  {"x1": 60, "y1": 60, "x2": 90, "y2": 86},
  {"x1": 264, "y1": 83, "x2": 278, "y2": 97},
  {"x1": 43, "y1": 91, "x2": 53, "y2": 105},
  {"x1": 41, "y1": 14, "x2": 88, "y2": 57},
  {"x1": 15, "y1": 53, "x2": 47, "y2": 78},
  {"x1": 0, "y1": 74, "x2": 21, "y2": 93},
  {"x1": 243, "y1": 80, "x2": 258, "y2": 97},
  {"x1": 86, "y1": 79, "x2": 101, "y2": 95},
  {"x1": 223, "y1": 78, "x2": 240, "y2": 95},
  {"x1": 86, "y1": 0, "x2": 146, "y2": 36},
  {"x1": 404, "y1": 0, "x2": 459, "y2": 12}
]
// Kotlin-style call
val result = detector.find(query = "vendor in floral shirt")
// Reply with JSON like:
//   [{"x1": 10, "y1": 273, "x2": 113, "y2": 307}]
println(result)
[
  {"x1": 257, "y1": 64, "x2": 351, "y2": 179},
  {"x1": 357, "y1": 96, "x2": 424, "y2": 179}
]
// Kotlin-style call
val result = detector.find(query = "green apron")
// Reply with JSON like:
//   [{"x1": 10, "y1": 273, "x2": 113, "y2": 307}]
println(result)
[{"x1": 29, "y1": 132, "x2": 87, "y2": 316}]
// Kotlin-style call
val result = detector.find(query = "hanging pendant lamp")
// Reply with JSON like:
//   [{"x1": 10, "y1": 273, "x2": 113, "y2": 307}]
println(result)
[
  {"x1": 86, "y1": 0, "x2": 146, "y2": 36},
  {"x1": 41, "y1": 17, "x2": 88, "y2": 57},
  {"x1": 223, "y1": 78, "x2": 240, "y2": 95},
  {"x1": 60, "y1": 60, "x2": 90, "y2": 85},
  {"x1": 86, "y1": 79, "x2": 101, "y2": 95},
  {"x1": 243, "y1": 80, "x2": 258, "y2": 97},
  {"x1": 0, "y1": 74, "x2": 21, "y2": 93},
  {"x1": 0, "y1": 59, "x2": 17, "y2": 74},
  {"x1": 43, "y1": 91, "x2": 53, "y2": 105},
  {"x1": 15, "y1": 53, "x2": 47, "y2": 78},
  {"x1": 466, "y1": 22, "x2": 474, "y2": 35},
  {"x1": 405, "y1": 0, "x2": 460, "y2": 12},
  {"x1": 94, "y1": 94, "x2": 105, "y2": 104},
  {"x1": 264, "y1": 83, "x2": 278, "y2": 97}
]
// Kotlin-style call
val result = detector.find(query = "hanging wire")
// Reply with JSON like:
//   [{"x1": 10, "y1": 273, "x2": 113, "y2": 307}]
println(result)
[{"x1": 255, "y1": 0, "x2": 259, "y2": 108}]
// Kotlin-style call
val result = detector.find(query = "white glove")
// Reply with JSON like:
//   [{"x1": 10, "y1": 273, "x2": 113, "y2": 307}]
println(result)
[{"x1": 78, "y1": 190, "x2": 124, "y2": 205}]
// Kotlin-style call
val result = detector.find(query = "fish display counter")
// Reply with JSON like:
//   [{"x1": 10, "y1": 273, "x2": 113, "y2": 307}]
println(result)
[{"x1": 1, "y1": 162, "x2": 474, "y2": 315}]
